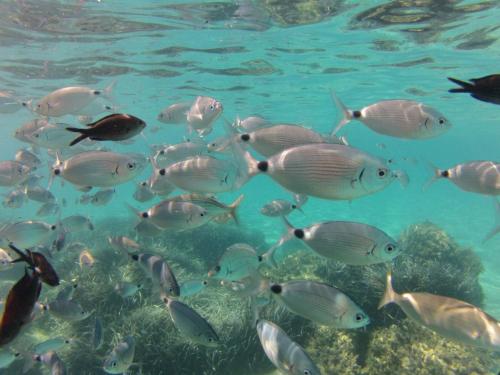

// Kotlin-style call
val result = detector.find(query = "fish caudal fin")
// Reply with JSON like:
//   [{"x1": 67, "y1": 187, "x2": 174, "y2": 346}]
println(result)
[
  {"x1": 447, "y1": 77, "x2": 474, "y2": 93},
  {"x1": 330, "y1": 90, "x2": 353, "y2": 136},
  {"x1": 422, "y1": 161, "x2": 443, "y2": 191},
  {"x1": 66, "y1": 128, "x2": 89, "y2": 146},
  {"x1": 228, "y1": 194, "x2": 245, "y2": 225},
  {"x1": 378, "y1": 270, "x2": 399, "y2": 309},
  {"x1": 483, "y1": 199, "x2": 500, "y2": 244}
]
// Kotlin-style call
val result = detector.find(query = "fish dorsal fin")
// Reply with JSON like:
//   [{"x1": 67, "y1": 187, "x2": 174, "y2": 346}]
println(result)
[{"x1": 85, "y1": 113, "x2": 119, "y2": 127}]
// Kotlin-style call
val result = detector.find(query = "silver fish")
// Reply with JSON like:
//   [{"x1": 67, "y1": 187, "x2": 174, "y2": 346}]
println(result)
[
  {"x1": 25, "y1": 186, "x2": 55, "y2": 203},
  {"x1": 90, "y1": 188, "x2": 115, "y2": 206},
  {"x1": 13, "y1": 118, "x2": 49, "y2": 143},
  {"x1": 20, "y1": 174, "x2": 44, "y2": 188},
  {"x1": 77, "y1": 98, "x2": 113, "y2": 117},
  {"x1": 164, "y1": 297, "x2": 219, "y2": 347},
  {"x1": 114, "y1": 281, "x2": 143, "y2": 298},
  {"x1": 108, "y1": 236, "x2": 140, "y2": 253},
  {"x1": 133, "y1": 181, "x2": 155, "y2": 202},
  {"x1": 261, "y1": 199, "x2": 300, "y2": 217},
  {"x1": 233, "y1": 115, "x2": 270, "y2": 133},
  {"x1": 52, "y1": 151, "x2": 147, "y2": 188},
  {"x1": 157, "y1": 101, "x2": 192, "y2": 124},
  {"x1": 180, "y1": 279, "x2": 208, "y2": 297},
  {"x1": 34, "y1": 337, "x2": 74, "y2": 355},
  {"x1": 186, "y1": 96, "x2": 223, "y2": 136},
  {"x1": 34, "y1": 83, "x2": 114, "y2": 117},
  {"x1": 208, "y1": 243, "x2": 262, "y2": 281},
  {"x1": 244, "y1": 143, "x2": 408, "y2": 200},
  {"x1": 2, "y1": 189, "x2": 27, "y2": 208},
  {"x1": 131, "y1": 253, "x2": 180, "y2": 297},
  {"x1": 103, "y1": 336, "x2": 135, "y2": 374},
  {"x1": 28, "y1": 123, "x2": 75, "y2": 149},
  {"x1": 42, "y1": 299, "x2": 92, "y2": 321},
  {"x1": 256, "y1": 319, "x2": 321, "y2": 375},
  {"x1": 61, "y1": 215, "x2": 94, "y2": 232},
  {"x1": 148, "y1": 166, "x2": 176, "y2": 196},
  {"x1": 0, "y1": 220, "x2": 57, "y2": 248},
  {"x1": 0, "y1": 161, "x2": 31, "y2": 186},
  {"x1": 332, "y1": 92, "x2": 451, "y2": 139},
  {"x1": 265, "y1": 218, "x2": 400, "y2": 266},
  {"x1": 34, "y1": 351, "x2": 66, "y2": 375},
  {"x1": 134, "y1": 220, "x2": 163, "y2": 237},
  {"x1": 15, "y1": 148, "x2": 41, "y2": 170},
  {"x1": 270, "y1": 280, "x2": 369, "y2": 328},
  {"x1": 379, "y1": 271, "x2": 500, "y2": 351},
  {"x1": 427, "y1": 160, "x2": 499, "y2": 196},
  {"x1": 37, "y1": 202, "x2": 60, "y2": 217},
  {"x1": 153, "y1": 139, "x2": 208, "y2": 168},
  {"x1": 220, "y1": 271, "x2": 269, "y2": 299}
]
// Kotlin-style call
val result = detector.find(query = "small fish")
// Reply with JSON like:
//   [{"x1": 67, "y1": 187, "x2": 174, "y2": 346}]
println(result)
[
  {"x1": 51, "y1": 230, "x2": 66, "y2": 252},
  {"x1": 66, "y1": 113, "x2": 146, "y2": 146},
  {"x1": 163, "y1": 297, "x2": 219, "y2": 347},
  {"x1": 157, "y1": 101, "x2": 191, "y2": 124},
  {"x1": 77, "y1": 98, "x2": 113, "y2": 117},
  {"x1": 332, "y1": 92, "x2": 451, "y2": 139},
  {"x1": 426, "y1": 160, "x2": 499, "y2": 196},
  {"x1": 108, "y1": 236, "x2": 140, "y2": 253},
  {"x1": 28, "y1": 123, "x2": 77, "y2": 149},
  {"x1": 131, "y1": 253, "x2": 180, "y2": 297},
  {"x1": 0, "y1": 268, "x2": 42, "y2": 346},
  {"x1": 220, "y1": 272, "x2": 269, "y2": 298},
  {"x1": 55, "y1": 283, "x2": 78, "y2": 302},
  {"x1": 90, "y1": 188, "x2": 115, "y2": 206},
  {"x1": 153, "y1": 139, "x2": 208, "y2": 168},
  {"x1": 93, "y1": 316, "x2": 104, "y2": 350},
  {"x1": 208, "y1": 243, "x2": 262, "y2": 281},
  {"x1": 2, "y1": 189, "x2": 27, "y2": 209},
  {"x1": 0, "y1": 349, "x2": 20, "y2": 369},
  {"x1": 25, "y1": 186, "x2": 55, "y2": 203},
  {"x1": 243, "y1": 143, "x2": 408, "y2": 200},
  {"x1": 379, "y1": 271, "x2": 500, "y2": 351},
  {"x1": 41, "y1": 299, "x2": 91, "y2": 321},
  {"x1": 62, "y1": 215, "x2": 94, "y2": 232},
  {"x1": 186, "y1": 96, "x2": 223, "y2": 136},
  {"x1": 33, "y1": 337, "x2": 74, "y2": 355},
  {"x1": 270, "y1": 280, "x2": 369, "y2": 328},
  {"x1": 13, "y1": 118, "x2": 49, "y2": 143},
  {"x1": 261, "y1": 199, "x2": 300, "y2": 217},
  {"x1": 264, "y1": 218, "x2": 400, "y2": 267},
  {"x1": 51, "y1": 151, "x2": 148, "y2": 188},
  {"x1": 256, "y1": 319, "x2": 321, "y2": 375},
  {"x1": 133, "y1": 181, "x2": 155, "y2": 202},
  {"x1": 103, "y1": 336, "x2": 135, "y2": 374},
  {"x1": 114, "y1": 281, "x2": 143, "y2": 298},
  {"x1": 9, "y1": 243, "x2": 60, "y2": 286},
  {"x1": 0, "y1": 221, "x2": 57, "y2": 249},
  {"x1": 34, "y1": 351, "x2": 67, "y2": 375},
  {"x1": 33, "y1": 83, "x2": 114, "y2": 117},
  {"x1": 15, "y1": 148, "x2": 41, "y2": 170},
  {"x1": 180, "y1": 279, "x2": 208, "y2": 297},
  {"x1": 0, "y1": 161, "x2": 31, "y2": 187},
  {"x1": 79, "y1": 250, "x2": 95, "y2": 269},
  {"x1": 233, "y1": 115, "x2": 270, "y2": 133},
  {"x1": 37, "y1": 202, "x2": 60, "y2": 217},
  {"x1": 448, "y1": 75, "x2": 500, "y2": 105}
]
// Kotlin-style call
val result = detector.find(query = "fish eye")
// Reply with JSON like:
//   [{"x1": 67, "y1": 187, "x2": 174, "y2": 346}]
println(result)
[
  {"x1": 127, "y1": 162, "x2": 136, "y2": 170},
  {"x1": 200, "y1": 213, "x2": 204, "y2": 216},
  {"x1": 385, "y1": 244, "x2": 396, "y2": 253},
  {"x1": 355, "y1": 313, "x2": 365, "y2": 322},
  {"x1": 209, "y1": 104, "x2": 215, "y2": 111},
  {"x1": 211, "y1": 143, "x2": 216, "y2": 147},
  {"x1": 377, "y1": 168, "x2": 387, "y2": 178},
  {"x1": 159, "y1": 150, "x2": 165, "y2": 155},
  {"x1": 208, "y1": 337, "x2": 213, "y2": 342},
  {"x1": 304, "y1": 370, "x2": 311, "y2": 375},
  {"x1": 214, "y1": 265, "x2": 221, "y2": 272},
  {"x1": 112, "y1": 362, "x2": 117, "y2": 367},
  {"x1": 203, "y1": 280, "x2": 208, "y2": 285},
  {"x1": 141, "y1": 181, "x2": 147, "y2": 186},
  {"x1": 438, "y1": 118, "x2": 445, "y2": 125}
]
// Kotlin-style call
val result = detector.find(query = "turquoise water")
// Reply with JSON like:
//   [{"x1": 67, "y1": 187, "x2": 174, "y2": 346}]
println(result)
[{"x1": 0, "y1": 1, "x2": 499, "y2": 374}]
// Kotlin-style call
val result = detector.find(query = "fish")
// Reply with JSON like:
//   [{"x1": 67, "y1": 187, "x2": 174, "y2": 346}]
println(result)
[
  {"x1": 15, "y1": 148, "x2": 41, "y2": 170},
  {"x1": 426, "y1": 160, "x2": 499, "y2": 195},
  {"x1": 208, "y1": 243, "x2": 263, "y2": 281},
  {"x1": 331, "y1": 92, "x2": 451, "y2": 139},
  {"x1": 55, "y1": 283, "x2": 78, "y2": 302},
  {"x1": 28, "y1": 123, "x2": 77, "y2": 149},
  {"x1": 157, "y1": 101, "x2": 192, "y2": 124},
  {"x1": 264, "y1": 218, "x2": 400, "y2": 267},
  {"x1": 51, "y1": 150, "x2": 148, "y2": 188},
  {"x1": 33, "y1": 83, "x2": 114, "y2": 117},
  {"x1": 148, "y1": 166, "x2": 176, "y2": 196},
  {"x1": 37, "y1": 202, "x2": 60, "y2": 217},
  {"x1": 133, "y1": 181, "x2": 155, "y2": 202},
  {"x1": 41, "y1": 299, "x2": 92, "y2": 321},
  {"x1": 233, "y1": 115, "x2": 270, "y2": 133},
  {"x1": 0, "y1": 221, "x2": 57, "y2": 249},
  {"x1": 243, "y1": 143, "x2": 408, "y2": 200},
  {"x1": 270, "y1": 280, "x2": 369, "y2": 328},
  {"x1": 114, "y1": 281, "x2": 143, "y2": 298},
  {"x1": 186, "y1": 96, "x2": 223, "y2": 136},
  {"x1": 33, "y1": 337, "x2": 74, "y2": 355},
  {"x1": 134, "y1": 220, "x2": 163, "y2": 237},
  {"x1": 448, "y1": 75, "x2": 500, "y2": 105},
  {"x1": 66, "y1": 113, "x2": 146, "y2": 146},
  {"x1": 108, "y1": 236, "x2": 140, "y2": 253},
  {"x1": 163, "y1": 297, "x2": 219, "y2": 347},
  {"x1": 90, "y1": 188, "x2": 115, "y2": 206},
  {"x1": 0, "y1": 349, "x2": 20, "y2": 369},
  {"x1": 25, "y1": 186, "x2": 55, "y2": 203},
  {"x1": 0, "y1": 268, "x2": 42, "y2": 346},
  {"x1": 13, "y1": 119, "x2": 49, "y2": 143},
  {"x1": 0, "y1": 249, "x2": 12, "y2": 271},
  {"x1": 20, "y1": 173, "x2": 44, "y2": 188},
  {"x1": 133, "y1": 200, "x2": 210, "y2": 231},
  {"x1": 153, "y1": 139, "x2": 208, "y2": 168},
  {"x1": 2, "y1": 189, "x2": 27, "y2": 209},
  {"x1": 9, "y1": 243, "x2": 60, "y2": 286},
  {"x1": 103, "y1": 336, "x2": 135, "y2": 374},
  {"x1": 61, "y1": 215, "x2": 94, "y2": 232},
  {"x1": 220, "y1": 271, "x2": 269, "y2": 299},
  {"x1": 379, "y1": 271, "x2": 500, "y2": 351},
  {"x1": 0, "y1": 91, "x2": 24, "y2": 114},
  {"x1": 0, "y1": 161, "x2": 31, "y2": 186},
  {"x1": 256, "y1": 319, "x2": 321, "y2": 375},
  {"x1": 180, "y1": 279, "x2": 208, "y2": 297},
  {"x1": 93, "y1": 316, "x2": 104, "y2": 350},
  {"x1": 79, "y1": 250, "x2": 95, "y2": 269},
  {"x1": 77, "y1": 98, "x2": 113, "y2": 116},
  {"x1": 130, "y1": 253, "x2": 180, "y2": 297},
  {"x1": 51, "y1": 230, "x2": 66, "y2": 252},
  {"x1": 261, "y1": 199, "x2": 301, "y2": 217},
  {"x1": 33, "y1": 351, "x2": 67, "y2": 375}
]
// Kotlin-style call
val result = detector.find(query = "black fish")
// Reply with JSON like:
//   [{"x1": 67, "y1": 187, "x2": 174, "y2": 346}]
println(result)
[
  {"x1": 448, "y1": 75, "x2": 500, "y2": 105},
  {"x1": 0, "y1": 268, "x2": 41, "y2": 347},
  {"x1": 9, "y1": 243, "x2": 60, "y2": 286},
  {"x1": 66, "y1": 113, "x2": 146, "y2": 146}
]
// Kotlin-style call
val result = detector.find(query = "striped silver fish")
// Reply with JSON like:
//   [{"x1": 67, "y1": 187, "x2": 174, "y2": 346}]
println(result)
[
  {"x1": 103, "y1": 336, "x2": 135, "y2": 374},
  {"x1": 208, "y1": 243, "x2": 262, "y2": 281},
  {"x1": 0, "y1": 161, "x2": 31, "y2": 186},
  {"x1": 131, "y1": 253, "x2": 180, "y2": 297}
]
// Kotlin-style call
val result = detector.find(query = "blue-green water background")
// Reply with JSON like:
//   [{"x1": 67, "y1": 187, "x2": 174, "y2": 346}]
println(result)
[{"x1": 0, "y1": 0, "x2": 499, "y2": 372}]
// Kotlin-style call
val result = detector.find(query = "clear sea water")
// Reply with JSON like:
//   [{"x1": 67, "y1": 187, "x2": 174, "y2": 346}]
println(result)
[{"x1": 0, "y1": 1, "x2": 499, "y2": 374}]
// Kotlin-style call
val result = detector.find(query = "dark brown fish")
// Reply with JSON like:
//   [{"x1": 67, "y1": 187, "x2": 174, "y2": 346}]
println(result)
[
  {"x1": 0, "y1": 268, "x2": 41, "y2": 347},
  {"x1": 9, "y1": 243, "x2": 60, "y2": 286},
  {"x1": 448, "y1": 75, "x2": 500, "y2": 105},
  {"x1": 66, "y1": 113, "x2": 146, "y2": 146}
]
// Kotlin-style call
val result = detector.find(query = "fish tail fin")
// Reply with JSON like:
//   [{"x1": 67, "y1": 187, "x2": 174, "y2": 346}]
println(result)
[
  {"x1": 423, "y1": 161, "x2": 443, "y2": 191},
  {"x1": 378, "y1": 269, "x2": 399, "y2": 309},
  {"x1": 228, "y1": 194, "x2": 244, "y2": 225},
  {"x1": 483, "y1": 199, "x2": 500, "y2": 244},
  {"x1": 8, "y1": 243, "x2": 32, "y2": 266},
  {"x1": 261, "y1": 221, "x2": 294, "y2": 269},
  {"x1": 102, "y1": 79, "x2": 117, "y2": 100},
  {"x1": 67, "y1": 130, "x2": 89, "y2": 146},
  {"x1": 330, "y1": 90, "x2": 353, "y2": 136},
  {"x1": 447, "y1": 77, "x2": 473, "y2": 93}
]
